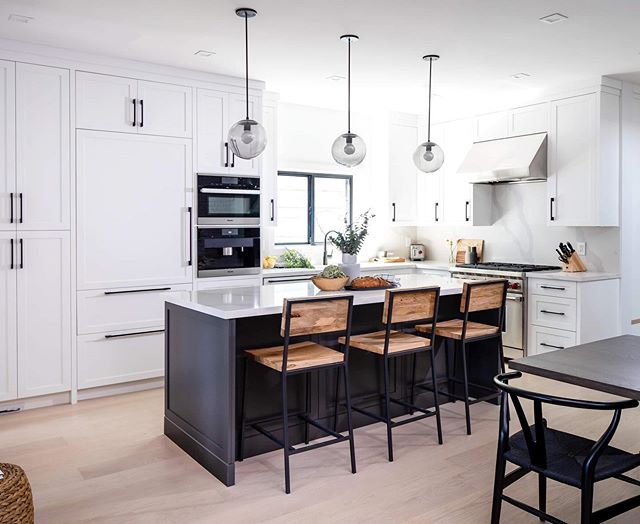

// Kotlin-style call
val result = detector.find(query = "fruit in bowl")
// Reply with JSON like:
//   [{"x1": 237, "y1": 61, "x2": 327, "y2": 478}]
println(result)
[{"x1": 311, "y1": 265, "x2": 349, "y2": 291}]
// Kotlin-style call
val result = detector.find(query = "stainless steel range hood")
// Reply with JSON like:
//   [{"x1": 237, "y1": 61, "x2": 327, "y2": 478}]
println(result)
[{"x1": 457, "y1": 132, "x2": 547, "y2": 184}]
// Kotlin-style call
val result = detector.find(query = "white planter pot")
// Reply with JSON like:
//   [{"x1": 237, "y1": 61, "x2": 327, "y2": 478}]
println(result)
[{"x1": 340, "y1": 253, "x2": 360, "y2": 284}]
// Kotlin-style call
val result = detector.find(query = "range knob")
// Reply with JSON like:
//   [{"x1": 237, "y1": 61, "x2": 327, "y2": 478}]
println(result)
[{"x1": 510, "y1": 282, "x2": 520, "y2": 290}]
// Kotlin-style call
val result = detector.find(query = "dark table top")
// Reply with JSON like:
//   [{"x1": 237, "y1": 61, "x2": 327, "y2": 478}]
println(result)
[{"x1": 510, "y1": 335, "x2": 640, "y2": 400}]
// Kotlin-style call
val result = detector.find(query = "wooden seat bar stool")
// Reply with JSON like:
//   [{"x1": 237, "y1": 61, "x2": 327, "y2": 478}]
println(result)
[
  {"x1": 238, "y1": 294, "x2": 356, "y2": 494},
  {"x1": 415, "y1": 279, "x2": 508, "y2": 436},
  {"x1": 338, "y1": 286, "x2": 442, "y2": 462}
]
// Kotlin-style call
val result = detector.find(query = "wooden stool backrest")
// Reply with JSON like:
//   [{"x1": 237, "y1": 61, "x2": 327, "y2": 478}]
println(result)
[
  {"x1": 460, "y1": 280, "x2": 507, "y2": 314},
  {"x1": 383, "y1": 287, "x2": 440, "y2": 325},
  {"x1": 281, "y1": 295, "x2": 353, "y2": 337}
]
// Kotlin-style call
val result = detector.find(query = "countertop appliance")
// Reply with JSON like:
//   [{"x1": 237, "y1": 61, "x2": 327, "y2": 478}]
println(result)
[
  {"x1": 410, "y1": 244, "x2": 425, "y2": 261},
  {"x1": 197, "y1": 227, "x2": 260, "y2": 277},
  {"x1": 197, "y1": 173, "x2": 260, "y2": 226},
  {"x1": 450, "y1": 262, "x2": 561, "y2": 356}
]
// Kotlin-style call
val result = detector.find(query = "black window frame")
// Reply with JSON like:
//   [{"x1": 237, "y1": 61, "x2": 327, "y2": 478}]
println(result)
[{"x1": 275, "y1": 171, "x2": 353, "y2": 246}]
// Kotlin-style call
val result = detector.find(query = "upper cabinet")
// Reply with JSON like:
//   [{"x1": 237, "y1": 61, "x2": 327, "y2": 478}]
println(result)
[
  {"x1": 474, "y1": 111, "x2": 509, "y2": 141},
  {"x1": 0, "y1": 60, "x2": 16, "y2": 231},
  {"x1": 388, "y1": 113, "x2": 418, "y2": 225},
  {"x1": 76, "y1": 72, "x2": 192, "y2": 138},
  {"x1": 195, "y1": 88, "x2": 261, "y2": 176},
  {"x1": 261, "y1": 95, "x2": 279, "y2": 226},
  {"x1": 509, "y1": 102, "x2": 549, "y2": 136}
]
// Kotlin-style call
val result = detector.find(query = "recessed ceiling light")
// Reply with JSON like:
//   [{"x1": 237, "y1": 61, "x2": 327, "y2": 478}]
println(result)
[
  {"x1": 511, "y1": 72, "x2": 531, "y2": 79},
  {"x1": 8, "y1": 14, "x2": 34, "y2": 24},
  {"x1": 539, "y1": 13, "x2": 568, "y2": 24},
  {"x1": 326, "y1": 75, "x2": 346, "y2": 81},
  {"x1": 194, "y1": 50, "x2": 216, "y2": 57}
]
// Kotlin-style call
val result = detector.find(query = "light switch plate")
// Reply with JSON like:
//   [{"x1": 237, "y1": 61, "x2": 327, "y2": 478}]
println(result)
[{"x1": 576, "y1": 242, "x2": 586, "y2": 256}]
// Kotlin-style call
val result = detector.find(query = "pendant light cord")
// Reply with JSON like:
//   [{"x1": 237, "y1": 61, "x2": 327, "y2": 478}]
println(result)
[
  {"x1": 427, "y1": 57, "x2": 432, "y2": 142},
  {"x1": 347, "y1": 37, "x2": 351, "y2": 134},
  {"x1": 244, "y1": 12, "x2": 249, "y2": 120}
]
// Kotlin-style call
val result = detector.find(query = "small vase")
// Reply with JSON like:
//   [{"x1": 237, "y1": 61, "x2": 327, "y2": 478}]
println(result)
[{"x1": 340, "y1": 253, "x2": 360, "y2": 284}]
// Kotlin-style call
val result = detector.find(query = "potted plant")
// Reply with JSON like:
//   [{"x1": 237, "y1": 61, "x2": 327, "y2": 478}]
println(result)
[
  {"x1": 311, "y1": 265, "x2": 349, "y2": 291},
  {"x1": 329, "y1": 210, "x2": 374, "y2": 282}
]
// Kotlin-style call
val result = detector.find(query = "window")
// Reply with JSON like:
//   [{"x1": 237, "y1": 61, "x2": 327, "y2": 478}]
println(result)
[{"x1": 275, "y1": 172, "x2": 352, "y2": 245}]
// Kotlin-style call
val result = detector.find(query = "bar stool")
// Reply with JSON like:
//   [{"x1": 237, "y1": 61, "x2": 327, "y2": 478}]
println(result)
[
  {"x1": 238, "y1": 294, "x2": 356, "y2": 494},
  {"x1": 415, "y1": 279, "x2": 508, "y2": 436},
  {"x1": 338, "y1": 286, "x2": 442, "y2": 462}
]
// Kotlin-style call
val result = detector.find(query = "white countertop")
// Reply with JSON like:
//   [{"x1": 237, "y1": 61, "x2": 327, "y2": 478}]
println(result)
[
  {"x1": 168, "y1": 274, "x2": 463, "y2": 320},
  {"x1": 526, "y1": 271, "x2": 620, "y2": 282},
  {"x1": 261, "y1": 260, "x2": 452, "y2": 278}
]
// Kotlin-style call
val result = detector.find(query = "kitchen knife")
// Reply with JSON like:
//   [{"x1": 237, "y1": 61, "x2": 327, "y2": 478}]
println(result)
[
  {"x1": 555, "y1": 248, "x2": 567, "y2": 262},
  {"x1": 566, "y1": 241, "x2": 575, "y2": 254},
  {"x1": 559, "y1": 243, "x2": 571, "y2": 257}
]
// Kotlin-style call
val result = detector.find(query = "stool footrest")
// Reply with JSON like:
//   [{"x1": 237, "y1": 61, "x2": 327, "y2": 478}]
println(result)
[
  {"x1": 298, "y1": 414, "x2": 343, "y2": 439},
  {"x1": 416, "y1": 383, "x2": 500, "y2": 404},
  {"x1": 251, "y1": 422, "x2": 296, "y2": 451},
  {"x1": 290, "y1": 435, "x2": 350, "y2": 455},
  {"x1": 389, "y1": 396, "x2": 436, "y2": 416}
]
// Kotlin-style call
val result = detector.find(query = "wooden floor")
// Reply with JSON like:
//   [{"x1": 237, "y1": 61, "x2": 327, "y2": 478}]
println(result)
[{"x1": 1, "y1": 371, "x2": 639, "y2": 523}]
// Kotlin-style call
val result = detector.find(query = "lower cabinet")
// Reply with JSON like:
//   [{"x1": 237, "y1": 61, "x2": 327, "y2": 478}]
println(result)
[{"x1": 528, "y1": 325, "x2": 577, "y2": 355}]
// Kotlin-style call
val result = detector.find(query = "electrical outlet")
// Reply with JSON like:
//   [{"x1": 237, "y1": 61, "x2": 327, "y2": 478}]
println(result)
[{"x1": 576, "y1": 242, "x2": 586, "y2": 256}]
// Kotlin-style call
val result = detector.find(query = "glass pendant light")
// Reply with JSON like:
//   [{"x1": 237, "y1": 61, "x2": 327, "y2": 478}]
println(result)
[
  {"x1": 332, "y1": 34, "x2": 366, "y2": 167},
  {"x1": 228, "y1": 8, "x2": 266, "y2": 160},
  {"x1": 413, "y1": 54, "x2": 444, "y2": 173}
]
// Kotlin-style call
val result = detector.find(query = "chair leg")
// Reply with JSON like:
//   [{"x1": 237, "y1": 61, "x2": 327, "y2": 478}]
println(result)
[
  {"x1": 410, "y1": 352, "x2": 417, "y2": 415},
  {"x1": 443, "y1": 337, "x2": 455, "y2": 403},
  {"x1": 429, "y1": 346, "x2": 443, "y2": 445},
  {"x1": 498, "y1": 336, "x2": 506, "y2": 374},
  {"x1": 538, "y1": 473, "x2": 547, "y2": 521},
  {"x1": 304, "y1": 373, "x2": 310, "y2": 445},
  {"x1": 490, "y1": 454, "x2": 507, "y2": 524},
  {"x1": 460, "y1": 340, "x2": 472, "y2": 435},
  {"x1": 281, "y1": 373, "x2": 291, "y2": 494},
  {"x1": 580, "y1": 479, "x2": 594, "y2": 524},
  {"x1": 383, "y1": 355, "x2": 394, "y2": 462},
  {"x1": 238, "y1": 357, "x2": 249, "y2": 462},
  {"x1": 450, "y1": 338, "x2": 458, "y2": 402},
  {"x1": 343, "y1": 363, "x2": 357, "y2": 474},
  {"x1": 333, "y1": 366, "x2": 341, "y2": 432}
]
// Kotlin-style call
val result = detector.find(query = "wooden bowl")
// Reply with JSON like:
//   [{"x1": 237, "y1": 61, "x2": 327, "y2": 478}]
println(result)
[{"x1": 311, "y1": 276, "x2": 348, "y2": 291}]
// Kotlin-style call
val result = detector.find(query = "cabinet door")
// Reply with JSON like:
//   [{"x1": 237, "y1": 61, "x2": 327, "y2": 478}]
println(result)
[
  {"x1": 76, "y1": 72, "x2": 137, "y2": 132},
  {"x1": 261, "y1": 100, "x2": 278, "y2": 225},
  {"x1": 229, "y1": 93, "x2": 262, "y2": 176},
  {"x1": 77, "y1": 131, "x2": 192, "y2": 289},
  {"x1": 548, "y1": 94, "x2": 597, "y2": 226},
  {"x1": 475, "y1": 111, "x2": 509, "y2": 141},
  {"x1": 0, "y1": 232, "x2": 17, "y2": 401},
  {"x1": 137, "y1": 81, "x2": 192, "y2": 138},
  {"x1": 441, "y1": 119, "x2": 475, "y2": 224},
  {"x1": 509, "y1": 102, "x2": 549, "y2": 136},
  {"x1": 196, "y1": 88, "x2": 229, "y2": 174},
  {"x1": 16, "y1": 63, "x2": 70, "y2": 230},
  {"x1": 417, "y1": 123, "x2": 444, "y2": 225},
  {"x1": 0, "y1": 61, "x2": 16, "y2": 231},
  {"x1": 17, "y1": 231, "x2": 71, "y2": 397},
  {"x1": 388, "y1": 117, "x2": 418, "y2": 225}
]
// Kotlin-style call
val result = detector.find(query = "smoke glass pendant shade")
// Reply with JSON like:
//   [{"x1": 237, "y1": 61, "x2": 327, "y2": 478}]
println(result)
[
  {"x1": 332, "y1": 132, "x2": 366, "y2": 167},
  {"x1": 413, "y1": 141, "x2": 444, "y2": 173},
  {"x1": 228, "y1": 118, "x2": 267, "y2": 159}
]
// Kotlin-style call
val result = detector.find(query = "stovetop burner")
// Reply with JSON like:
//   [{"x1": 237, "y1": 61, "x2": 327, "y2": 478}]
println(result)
[{"x1": 455, "y1": 262, "x2": 561, "y2": 273}]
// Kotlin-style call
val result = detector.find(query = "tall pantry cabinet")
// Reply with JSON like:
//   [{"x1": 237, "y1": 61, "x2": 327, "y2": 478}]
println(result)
[{"x1": 0, "y1": 61, "x2": 72, "y2": 400}]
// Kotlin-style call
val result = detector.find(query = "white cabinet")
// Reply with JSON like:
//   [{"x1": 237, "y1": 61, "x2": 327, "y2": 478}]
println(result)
[
  {"x1": 17, "y1": 231, "x2": 71, "y2": 397},
  {"x1": 474, "y1": 111, "x2": 509, "y2": 141},
  {"x1": 389, "y1": 114, "x2": 418, "y2": 225},
  {"x1": 195, "y1": 88, "x2": 261, "y2": 176},
  {"x1": 76, "y1": 72, "x2": 192, "y2": 138},
  {"x1": 77, "y1": 131, "x2": 192, "y2": 290},
  {"x1": 0, "y1": 60, "x2": 16, "y2": 231},
  {"x1": 417, "y1": 123, "x2": 445, "y2": 226},
  {"x1": 261, "y1": 96, "x2": 279, "y2": 226},
  {"x1": 0, "y1": 232, "x2": 17, "y2": 401},
  {"x1": 509, "y1": 102, "x2": 549, "y2": 136},
  {"x1": 548, "y1": 91, "x2": 619, "y2": 226},
  {"x1": 16, "y1": 63, "x2": 70, "y2": 230}
]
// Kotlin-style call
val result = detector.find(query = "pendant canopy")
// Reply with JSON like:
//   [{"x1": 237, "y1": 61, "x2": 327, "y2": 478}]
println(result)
[
  {"x1": 332, "y1": 34, "x2": 366, "y2": 167},
  {"x1": 414, "y1": 54, "x2": 444, "y2": 173},
  {"x1": 228, "y1": 8, "x2": 267, "y2": 160}
]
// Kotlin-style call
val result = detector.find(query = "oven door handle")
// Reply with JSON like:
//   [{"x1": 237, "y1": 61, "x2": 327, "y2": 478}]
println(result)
[
  {"x1": 506, "y1": 294, "x2": 523, "y2": 302},
  {"x1": 199, "y1": 188, "x2": 260, "y2": 195}
]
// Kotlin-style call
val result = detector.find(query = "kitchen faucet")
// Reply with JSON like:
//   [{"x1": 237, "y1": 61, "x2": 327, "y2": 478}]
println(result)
[{"x1": 323, "y1": 230, "x2": 340, "y2": 265}]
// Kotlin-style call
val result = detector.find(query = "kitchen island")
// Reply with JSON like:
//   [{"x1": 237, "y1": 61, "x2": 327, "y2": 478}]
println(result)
[{"x1": 164, "y1": 274, "x2": 502, "y2": 486}]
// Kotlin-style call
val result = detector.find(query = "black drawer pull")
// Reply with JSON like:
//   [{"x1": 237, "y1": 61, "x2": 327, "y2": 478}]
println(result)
[
  {"x1": 465, "y1": 201, "x2": 470, "y2": 222},
  {"x1": 139, "y1": 99, "x2": 144, "y2": 127},
  {"x1": 224, "y1": 142, "x2": 229, "y2": 168},
  {"x1": 270, "y1": 199, "x2": 275, "y2": 221},
  {"x1": 435, "y1": 202, "x2": 439, "y2": 222},
  {"x1": 104, "y1": 287, "x2": 171, "y2": 295},
  {"x1": 19, "y1": 238, "x2": 23, "y2": 269},
  {"x1": 19, "y1": 193, "x2": 23, "y2": 223},
  {"x1": 540, "y1": 309, "x2": 565, "y2": 316},
  {"x1": 550, "y1": 197, "x2": 555, "y2": 221},
  {"x1": 540, "y1": 342, "x2": 565, "y2": 350},
  {"x1": 10, "y1": 238, "x2": 14, "y2": 270},
  {"x1": 105, "y1": 329, "x2": 164, "y2": 339},
  {"x1": 391, "y1": 202, "x2": 396, "y2": 222},
  {"x1": 9, "y1": 192, "x2": 14, "y2": 224},
  {"x1": 132, "y1": 98, "x2": 137, "y2": 127},
  {"x1": 540, "y1": 285, "x2": 566, "y2": 291}
]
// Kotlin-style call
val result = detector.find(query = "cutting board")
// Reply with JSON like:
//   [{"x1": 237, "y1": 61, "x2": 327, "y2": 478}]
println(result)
[{"x1": 455, "y1": 239, "x2": 484, "y2": 264}]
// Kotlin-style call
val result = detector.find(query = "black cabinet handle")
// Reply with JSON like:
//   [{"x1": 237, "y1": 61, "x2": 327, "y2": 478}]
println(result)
[
  {"x1": 105, "y1": 329, "x2": 164, "y2": 339},
  {"x1": 270, "y1": 199, "x2": 275, "y2": 222},
  {"x1": 231, "y1": 152, "x2": 235, "y2": 168},
  {"x1": 540, "y1": 285, "x2": 566, "y2": 291},
  {"x1": 540, "y1": 309, "x2": 564, "y2": 316},
  {"x1": 550, "y1": 197, "x2": 555, "y2": 221},
  {"x1": 104, "y1": 287, "x2": 171, "y2": 295},
  {"x1": 19, "y1": 238, "x2": 23, "y2": 269},
  {"x1": 9, "y1": 192, "x2": 14, "y2": 224},
  {"x1": 465, "y1": 201, "x2": 470, "y2": 222},
  {"x1": 224, "y1": 142, "x2": 229, "y2": 168},
  {"x1": 132, "y1": 98, "x2": 137, "y2": 127},
  {"x1": 435, "y1": 202, "x2": 439, "y2": 222},
  {"x1": 139, "y1": 99, "x2": 144, "y2": 128},
  {"x1": 19, "y1": 193, "x2": 23, "y2": 224},
  {"x1": 540, "y1": 342, "x2": 565, "y2": 350},
  {"x1": 187, "y1": 206, "x2": 193, "y2": 266},
  {"x1": 391, "y1": 202, "x2": 396, "y2": 222},
  {"x1": 10, "y1": 238, "x2": 14, "y2": 270}
]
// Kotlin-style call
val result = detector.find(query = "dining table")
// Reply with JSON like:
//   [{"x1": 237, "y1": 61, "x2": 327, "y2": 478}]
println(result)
[{"x1": 509, "y1": 335, "x2": 640, "y2": 400}]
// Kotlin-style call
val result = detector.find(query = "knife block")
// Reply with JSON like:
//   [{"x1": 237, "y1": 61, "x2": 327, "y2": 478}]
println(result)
[{"x1": 563, "y1": 252, "x2": 587, "y2": 272}]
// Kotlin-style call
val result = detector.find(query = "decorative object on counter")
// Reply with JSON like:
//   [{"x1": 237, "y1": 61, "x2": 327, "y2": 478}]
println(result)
[
  {"x1": 558, "y1": 242, "x2": 587, "y2": 272},
  {"x1": 330, "y1": 210, "x2": 374, "y2": 283},
  {"x1": 311, "y1": 265, "x2": 349, "y2": 291},
  {"x1": 262, "y1": 255, "x2": 277, "y2": 269},
  {"x1": 446, "y1": 239, "x2": 455, "y2": 265},
  {"x1": 276, "y1": 249, "x2": 314, "y2": 269},
  {"x1": 414, "y1": 54, "x2": 445, "y2": 173},
  {"x1": 367, "y1": 256, "x2": 406, "y2": 263},
  {"x1": 410, "y1": 243, "x2": 425, "y2": 261},
  {"x1": 332, "y1": 34, "x2": 366, "y2": 167},
  {"x1": 464, "y1": 245, "x2": 478, "y2": 265},
  {"x1": 0, "y1": 463, "x2": 34, "y2": 523},
  {"x1": 455, "y1": 238, "x2": 484, "y2": 265},
  {"x1": 228, "y1": 8, "x2": 267, "y2": 160},
  {"x1": 345, "y1": 275, "x2": 397, "y2": 290}
]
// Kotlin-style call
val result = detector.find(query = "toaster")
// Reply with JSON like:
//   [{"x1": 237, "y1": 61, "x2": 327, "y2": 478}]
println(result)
[{"x1": 410, "y1": 244, "x2": 425, "y2": 261}]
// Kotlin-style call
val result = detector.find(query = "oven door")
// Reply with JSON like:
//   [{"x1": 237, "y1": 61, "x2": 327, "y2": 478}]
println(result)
[
  {"x1": 197, "y1": 227, "x2": 261, "y2": 277},
  {"x1": 503, "y1": 293, "x2": 524, "y2": 350},
  {"x1": 197, "y1": 189, "x2": 260, "y2": 225}
]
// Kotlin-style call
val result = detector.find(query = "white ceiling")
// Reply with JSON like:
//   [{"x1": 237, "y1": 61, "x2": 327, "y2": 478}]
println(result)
[{"x1": 1, "y1": 0, "x2": 640, "y2": 119}]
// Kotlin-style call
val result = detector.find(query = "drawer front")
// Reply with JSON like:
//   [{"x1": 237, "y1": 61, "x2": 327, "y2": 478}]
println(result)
[
  {"x1": 528, "y1": 278, "x2": 577, "y2": 298},
  {"x1": 528, "y1": 325, "x2": 576, "y2": 355},
  {"x1": 529, "y1": 294, "x2": 577, "y2": 330},
  {"x1": 197, "y1": 276, "x2": 261, "y2": 290},
  {"x1": 77, "y1": 331, "x2": 164, "y2": 389},
  {"x1": 77, "y1": 284, "x2": 191, "y2": 335}
]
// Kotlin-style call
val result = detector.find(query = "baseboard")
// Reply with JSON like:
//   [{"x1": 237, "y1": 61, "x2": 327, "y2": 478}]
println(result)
[
  {"x1": 0, "y1": 391, "x2": 71, "y2": 414},
  {"x1": 77, "y1": 377, "x2": 164, "y2": 401}
]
